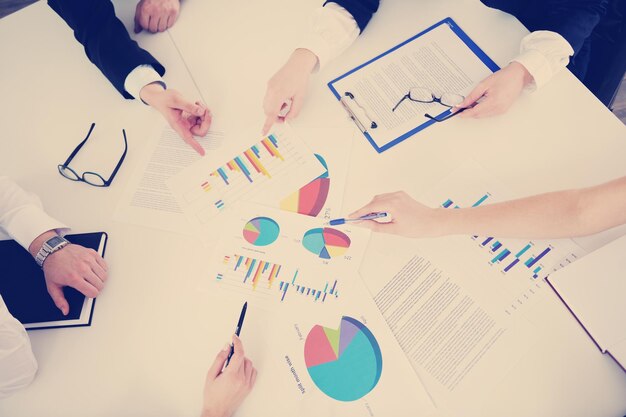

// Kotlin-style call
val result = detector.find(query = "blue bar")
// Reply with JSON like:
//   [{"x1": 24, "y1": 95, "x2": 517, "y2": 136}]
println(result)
[
  {"x1": 279, "y1": 282, "x2": 283, "y2": 290},
  {"x1": 481, "y1": 237, "x2": 493, "y2": 246},
  {"x1": 491, "y1": 242, "x2": 502, "y2": 252},
  {"x1": 307, "y1": 288, "x2": 311, "y2": 295},
  {"x1": 281, "y1": 283, "x2": 289, "y2": 301},
  {"x1": 234, "y1": 157, "x2": 253, "y2": 182},
  {"x1": 525, "y1": 257, "x2": 534, "y2": 267},
  {"x1": 515, "y1": 244, "x2": 532, "y2": 258},
  {"x1": 251, "y1": 145, "x2": 260, "y2": 157},
  {"x1": 244, "y1": 259, "x2": 257, "y2": 282},
  {"x1": 503, "y1": 258, "x2": 520, "y2": 272},
  {"x1": 292, "y1": 270, "x2": 298, "y2": 285},
  {"x1": 491, "y1": 249, "x2": 510, "y2": 263},
  {"x1": 235, "y1": 256, "x2": 243, "y2": 270},
  {"x1": 472, "y1": 193, "x2": 489, "y2": 207},
  {"x1": 442, "y1": 199, "x2": 453, "y2": 208},
  {"x1": 533, "y1": 266, "x2": 542, "y2": 273},
  {"x1": 323, "y1": 283, "x2": 328, "y2": 293},
  {"x1": 330, "y1": 280, "x2": 337, "y2": 294},
  {"x1": 262, "y1": 263, "x2": 269, "y2": 273},
  {"x1": 269, "y1": 134, "x2": 278, "y2": 147},
  {"x1": 217, "y1": 168, "x2": 229, "y2": 185},
  {"x1": 323, "y1": 293, "x2": 327, "y2": 302},
  {"x1": 527, "y1": 247, "x2": 551, "y2": 268}
]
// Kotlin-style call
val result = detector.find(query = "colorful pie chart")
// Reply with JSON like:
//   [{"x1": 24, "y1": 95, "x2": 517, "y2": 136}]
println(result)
[
  {"x1": 302, "y1": 227, "x2": 351, "y2": 259},
  {"x1": 304, "y1": 316, "x2": 383, "y2": 402},
  {"x1": 243, "y1": 217, "x2": 280, "y2": 246},
  {"x1": 280, "y1": 154, "x2": 330, "y2": 217}
]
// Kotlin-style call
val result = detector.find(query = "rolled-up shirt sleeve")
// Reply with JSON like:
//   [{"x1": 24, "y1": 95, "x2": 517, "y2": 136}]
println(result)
[{"x1": 513, "y1": 30, "x2": 574, "y2": 90}]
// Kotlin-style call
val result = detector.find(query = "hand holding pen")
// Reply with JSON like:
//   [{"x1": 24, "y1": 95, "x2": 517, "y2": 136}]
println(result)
[{"x1": 345, "y1": 191, "x2": 446, "y2": 238}]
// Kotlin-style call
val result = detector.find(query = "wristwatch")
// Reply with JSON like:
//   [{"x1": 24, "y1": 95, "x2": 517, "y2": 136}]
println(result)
[{"x1": 35, "y1": 235, "x2": 70, "y2": 268}]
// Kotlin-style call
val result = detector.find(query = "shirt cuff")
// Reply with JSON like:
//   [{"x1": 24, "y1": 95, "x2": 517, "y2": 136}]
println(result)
[
  {"x1": 124, "y1": 65, "x2": 167, "y2": 103},
  {"x1": 513, "y1": 49, "x2": 552, "y2": 91},
  {"x1": 296, "y1": 2, "x2": 360, "y2": 71},
  {"x1": 4, "y1": 205, "x2": 69, "y2": 251},
  {"x1": 513, "y1": 30, "x2": 574, "y2": 91}
]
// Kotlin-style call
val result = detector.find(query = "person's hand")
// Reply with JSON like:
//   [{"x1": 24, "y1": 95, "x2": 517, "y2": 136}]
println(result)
[
  {"x1": 262, "y1": 49, "x2": 318, "y2": 135},
  {"x1": 134, "y1": 0, "x2": 180, "y2": 33},
  {"x1": 348, "y1": 191, "x2": 447, "y2": 238},
  {"x1": 29, "y1": 231, "x2": 108, "y2": 316},
  {"x1": 140, "y1": 83, "x2": 211, "y2": 156},
  {"x1": 454, "y1": 62, "x2": 533, "y2": 119},
  {"x1": 201, "y1": 335, "x2": 257, "y2": 417}
]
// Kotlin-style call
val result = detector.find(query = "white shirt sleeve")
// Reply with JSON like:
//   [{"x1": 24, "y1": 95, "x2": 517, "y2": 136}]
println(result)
[
  {"x1": 0, "y1": 177, "x2": 68, "y2": 250},
  {"x1": 0, "y1": 295, "x2": 37, "y2": 399},
  {"x1": 123, "y1": 64, "x2": 167, "y2": 103},
  {"x1": 296, "y1": 2, "x2": 360, "y2": 71},
  {"x1": 513, "y1": 30, "x2": 574, "y2": 90}
]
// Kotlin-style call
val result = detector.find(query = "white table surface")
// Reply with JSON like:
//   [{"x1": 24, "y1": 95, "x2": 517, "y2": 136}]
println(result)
[{"x1": 1, "y1": 0, "x2": 625, "y2": 416}]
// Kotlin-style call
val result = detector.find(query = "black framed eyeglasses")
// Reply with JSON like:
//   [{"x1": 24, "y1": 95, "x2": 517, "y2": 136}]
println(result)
[
  {"x1": 392, "y1": 87, "x2": 469, "y2": 123},
  {"x1": 57, "y1": 123, "x2": 128, "y2": 187}
]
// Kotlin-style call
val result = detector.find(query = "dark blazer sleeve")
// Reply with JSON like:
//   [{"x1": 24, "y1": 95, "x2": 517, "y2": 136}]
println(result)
[
  {"x1": 325, "y1": 0, "x2": 380, "y2": 33},
  {"x1": 48, "y1": 0, "x2": 165, "y2": 99},
  {"x1": 540, "y1": 0, "x2": 608, "y2": 55}
]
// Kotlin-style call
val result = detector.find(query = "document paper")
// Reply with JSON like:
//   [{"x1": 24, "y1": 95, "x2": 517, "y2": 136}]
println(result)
[{"x1": 330, "y1": 20, "x2": 495, "y2": 150}]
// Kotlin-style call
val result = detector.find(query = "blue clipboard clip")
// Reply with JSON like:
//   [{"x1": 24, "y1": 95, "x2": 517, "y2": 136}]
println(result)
[{"x1": 340, "y1": 92, "x2": 378, "y2": 135}]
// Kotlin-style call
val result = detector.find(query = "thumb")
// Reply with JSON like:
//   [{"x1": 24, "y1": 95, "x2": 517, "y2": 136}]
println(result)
[
  {"x1": 47, "y1": 284, "x2": 69, "y2": 316},
  {"x1": 456, "y1": 82, "x2": 487, "y2": 109},
  {"x1": 133, "y1": 5, "x2": 142, "y2": 33}
]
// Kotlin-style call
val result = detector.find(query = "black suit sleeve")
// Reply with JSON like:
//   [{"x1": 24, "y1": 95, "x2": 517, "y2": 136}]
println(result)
[
  {"x1": 539, "y1": 0, "x2": 608, "y2": 55},
  {"x1": 48, "y1": 0, "x2": 165, "y2": 99},
  {"x1": 325, "y1": 0, "x2": 380, "y2": 32}
]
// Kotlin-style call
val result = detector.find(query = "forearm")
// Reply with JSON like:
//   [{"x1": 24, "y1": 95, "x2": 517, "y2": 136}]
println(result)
[{"x1": 438, "y1": 177, "x2": 626, "y2": 239}]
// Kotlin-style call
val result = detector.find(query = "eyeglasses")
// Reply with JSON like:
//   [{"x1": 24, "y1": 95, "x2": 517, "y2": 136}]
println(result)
[
  {"x1": 392, "y1": 87, "x2": 468, "y2": 122},
  {"x1": 58, "y1": 123, "x2": 128, "y2": 187}
]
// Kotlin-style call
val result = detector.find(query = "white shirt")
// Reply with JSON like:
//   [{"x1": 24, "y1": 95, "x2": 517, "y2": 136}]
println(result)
[
  {"x1": 0, "y1": 177, "x2": 68, "y2": 398},
  {"x1": 124, "y1": 65, "x2": 166, "y2": 102},
  {"x1": 297, "y1": 2, "x2": 574, "y2": 90}
]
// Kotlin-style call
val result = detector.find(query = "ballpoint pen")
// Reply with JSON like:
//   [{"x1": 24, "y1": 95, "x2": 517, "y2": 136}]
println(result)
[
  {"x1": 325, "y1": 212, "x2": 389, "y2": 226},
  {"x1": 225, "y1": 301, "x2": 247, "y2": 367}
]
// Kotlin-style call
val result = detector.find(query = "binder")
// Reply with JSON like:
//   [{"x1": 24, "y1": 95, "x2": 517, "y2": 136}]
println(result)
[
  {"x1": 328, "y1": 17, "x2": 500, "y2": 153},
  {"x1": 546, "y1": 235, "x2": 626, "y2": 373},
  {"x1": 0, "y1": 232, "x2": 108, "y2": 330}
]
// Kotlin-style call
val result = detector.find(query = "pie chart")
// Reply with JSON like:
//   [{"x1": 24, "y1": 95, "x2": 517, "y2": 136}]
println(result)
[
  {"x1": 280, "y1": 154, "x2": 330, "y2": 217},
  {"x1": 302, "y1": 228, "x2": 350, "y2": 259},
  {"x1": 304, "y1": 316, "x2": 383, "y2": 402},
  {"x1": 242, "y1": 217, "x2": 280, "y2": 246}
]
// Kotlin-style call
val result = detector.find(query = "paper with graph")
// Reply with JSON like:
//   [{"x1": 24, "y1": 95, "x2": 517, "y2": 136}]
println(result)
[
  {"x1": 167, "y1": 124, "x2": 324, "y2": 231},
  {"x1": 205, "y1": 203, "x2": 371, "y2": 311}
]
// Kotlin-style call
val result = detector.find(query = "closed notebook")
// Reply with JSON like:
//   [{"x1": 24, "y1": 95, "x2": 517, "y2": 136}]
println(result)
[
  {"x1": 546, "y1": 235, "x2": 626, "y2": 373},
  {"x1": 0, "y1": 232, "x2": 108, "y2": 330}
]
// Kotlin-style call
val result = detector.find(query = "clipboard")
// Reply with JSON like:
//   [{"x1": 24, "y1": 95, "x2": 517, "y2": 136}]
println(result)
[{"x1": 328, "y1": 17, "x2": 500, "y2": 153}]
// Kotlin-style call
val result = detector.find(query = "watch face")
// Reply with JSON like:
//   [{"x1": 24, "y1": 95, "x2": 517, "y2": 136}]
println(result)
[{"x1": 46, "y1": 236, "x2": 66, "y2": 248}]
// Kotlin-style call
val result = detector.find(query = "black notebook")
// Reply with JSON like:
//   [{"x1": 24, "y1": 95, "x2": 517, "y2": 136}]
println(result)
[{"x1": 0, "y1": 232, "x2": 108, "y2": 330}]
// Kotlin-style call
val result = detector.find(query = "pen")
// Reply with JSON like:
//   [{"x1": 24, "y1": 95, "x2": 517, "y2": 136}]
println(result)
[
  {"x1": 326, "y1": 212, "x2": 389, "y2": 226},
  {"x1": 225, "y1": 301, "x2": 247, "y2": 367}
]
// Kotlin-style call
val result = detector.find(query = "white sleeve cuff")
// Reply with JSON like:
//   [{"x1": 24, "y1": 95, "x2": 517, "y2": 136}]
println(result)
[
  {"x1": 123, "y1": 65, "x2": 166, "y2": 103},
  {"x1": 296, "y1": 2, "x2": 360, "y2": 71},
  {"x1": 4, "y1": 205, "x2": 68, "y2": 251},
  {"x1": 513, "y1": 30, "x2": 574, "y2": 90}
]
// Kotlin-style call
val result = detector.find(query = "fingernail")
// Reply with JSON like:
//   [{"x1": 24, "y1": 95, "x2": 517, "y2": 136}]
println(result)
[{"x1": 223, "y1": 343, "x2": 231, "y2": 351}]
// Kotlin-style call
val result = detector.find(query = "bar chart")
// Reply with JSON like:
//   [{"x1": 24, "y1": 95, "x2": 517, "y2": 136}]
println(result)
[
  {"x1": 169, "y1": 127, "x2": 324, "y2": 226},
  {"x1": 441, "y1": 193, "x2": 551, "y2": 280},
  {"x1": 216, "y1": 254, "x2": 340, "y2": 304}
]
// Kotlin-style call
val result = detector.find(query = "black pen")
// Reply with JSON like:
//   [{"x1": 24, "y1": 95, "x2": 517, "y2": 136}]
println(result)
[{"x1": 225, "y1": 301, "x2": 247, "y2": 367}]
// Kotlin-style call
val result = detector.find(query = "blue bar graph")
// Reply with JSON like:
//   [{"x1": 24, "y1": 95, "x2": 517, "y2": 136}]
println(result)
[
  {"x1": 472, "y1": 193, "x2": 490, "y2": 207},
  {"x1": 515, "y1": 244, "x2": 532, "y2": 258},
  {"x1": 526, "y1": 247, "x2": 551, "y2": 268}
]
